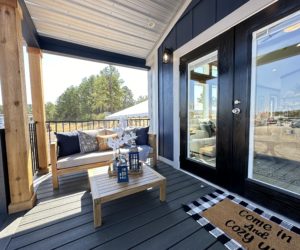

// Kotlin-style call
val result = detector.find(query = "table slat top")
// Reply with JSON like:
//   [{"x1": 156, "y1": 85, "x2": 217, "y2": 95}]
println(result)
[{"x1": 88, "y1": 165, "x2": 165, "y2": 201}]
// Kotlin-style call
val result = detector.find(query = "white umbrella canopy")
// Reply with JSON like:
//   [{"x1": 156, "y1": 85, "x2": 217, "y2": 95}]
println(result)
[{"x1": 106, "y1": 100, "x2": 148, "y2": 120}]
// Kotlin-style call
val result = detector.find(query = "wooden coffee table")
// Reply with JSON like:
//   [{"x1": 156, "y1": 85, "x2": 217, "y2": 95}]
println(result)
[{"x1": 88, "y1": 165, "x2": 166, "y2": 228}]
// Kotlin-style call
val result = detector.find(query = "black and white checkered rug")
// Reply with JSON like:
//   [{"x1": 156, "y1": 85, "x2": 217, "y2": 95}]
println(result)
[{"x1": 183, "y1": 189, "x2": 300, "y2": 250}]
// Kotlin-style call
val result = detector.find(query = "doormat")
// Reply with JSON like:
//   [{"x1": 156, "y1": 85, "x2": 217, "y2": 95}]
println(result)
[{"x1": 183, "y1": 190, "x2": 300, "y2": 250}]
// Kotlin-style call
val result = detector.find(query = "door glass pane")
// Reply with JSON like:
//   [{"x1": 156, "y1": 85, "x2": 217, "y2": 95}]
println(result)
[
  {"x1": 188, "y1": 51, "x2": 218, "y2": 167},
  {"x1": 249, "y1": 11, "x2": 300, "y2": 195}
]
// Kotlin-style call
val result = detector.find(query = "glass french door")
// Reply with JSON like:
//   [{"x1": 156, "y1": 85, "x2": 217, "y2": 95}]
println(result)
[
  {"x1": 233, "y1": 2, "x2": 300, "y2": 220},
  {"x1": 187, "y1": 51, "x2": 218, "y2": 168},
  {"x1": 180, "y1": 30, "x2": 234, "y2": 187},
  {"x1": 181, "y1": 1, "x2": 300, "y2": 220},
  {"x1": 248, "y1": 10, "x2": 300, "y2": 196}
]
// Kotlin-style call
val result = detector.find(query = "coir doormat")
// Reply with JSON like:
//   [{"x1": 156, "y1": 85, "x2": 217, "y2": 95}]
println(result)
[{"x1": 183, "y1": 190, "x2": 300, "y2": 250}]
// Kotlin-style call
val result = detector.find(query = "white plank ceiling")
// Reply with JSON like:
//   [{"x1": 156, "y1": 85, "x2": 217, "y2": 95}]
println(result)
[{"x1": 25, "y1": 0, "x2": 185, "y2": 59}]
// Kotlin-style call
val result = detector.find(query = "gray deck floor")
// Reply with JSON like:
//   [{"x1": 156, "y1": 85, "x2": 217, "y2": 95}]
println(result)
[{"x1": 3, "y1": 162, "x2": 226, "y2": 250}]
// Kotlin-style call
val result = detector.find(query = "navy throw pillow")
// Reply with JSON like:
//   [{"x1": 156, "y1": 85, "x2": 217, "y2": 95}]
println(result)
[
  {"x1": 55, "y1": 131, "x2": 80, "y2": 158},
  {"x1": 135, "y1": 127, "x2": 149, "y2": 145}
]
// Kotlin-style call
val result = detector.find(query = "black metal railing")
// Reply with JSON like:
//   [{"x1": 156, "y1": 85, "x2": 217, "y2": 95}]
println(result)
[
  {"x1": 29, "y1": 122, "x2": 39, "y2": 175},
  {"x1": 46, "y1": 118, "x2": 149, "y2": 142}
]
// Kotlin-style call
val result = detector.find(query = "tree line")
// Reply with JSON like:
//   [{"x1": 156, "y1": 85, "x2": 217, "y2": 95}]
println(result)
[{"x1": 45, "y1": 65, "x2": 147, "y2": 121}]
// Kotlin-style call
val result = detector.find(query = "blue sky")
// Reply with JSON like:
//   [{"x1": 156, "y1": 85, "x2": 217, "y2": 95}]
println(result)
[{"x1": 19, "y1": 48, "x2": 148, "y2": 105}]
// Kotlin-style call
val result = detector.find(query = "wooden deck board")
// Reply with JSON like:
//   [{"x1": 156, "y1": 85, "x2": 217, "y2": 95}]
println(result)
[
  {"x1": 207, "y1": 241, "x2": 228, "y2": 250},
  {"x1": 54, "y1": 186, "x2": 212, "y2": 250},
  {"x1": 130, "y1": 218, "x2": 207, "y2": 250},
  {"x1": 168, "y1": 228, "x2": 221, "y2": 250},
  {"x1": 15, "y1": 170, "x2": 192, "y2": 234},
  {"x1": 5, "y1": 162, "x2": 222, "y2": 250}
]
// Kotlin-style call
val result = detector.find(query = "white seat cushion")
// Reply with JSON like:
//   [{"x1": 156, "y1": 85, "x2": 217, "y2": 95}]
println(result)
[
  {"x1": 57, "y1": 151, "x2": 114, "y2": 169},
  {"x1": 57, "y1": 146, "x2": 153, "y2": 169}
]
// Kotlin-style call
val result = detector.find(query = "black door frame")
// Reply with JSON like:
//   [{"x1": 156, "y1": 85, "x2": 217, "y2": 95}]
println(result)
[
  {"x1": 179, "y1": 29, "x2": 234, "y2": 189},
  {"x1": 180, "y1": 0, "x2": 300, "y2": 222},
  {"x1": 233, "y1": 0, "x2": 300, "y2": 222}
]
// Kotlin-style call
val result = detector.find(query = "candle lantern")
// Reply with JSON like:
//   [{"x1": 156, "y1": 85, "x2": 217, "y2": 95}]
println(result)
[
  {"x1": 117, "y1": 165, "x2": 128, "y2": 183},
  {"x1": 129, "y1": 147, "x2": 140, "y2": 172}
]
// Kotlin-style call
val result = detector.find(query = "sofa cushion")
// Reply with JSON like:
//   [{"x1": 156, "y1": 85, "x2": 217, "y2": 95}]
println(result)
[
  {"x1": 78, "y1": 131, "x2": 99, "y2": 153},
  {"x1": 137, "y1": 145, "x2": 152, "y2": 162},
  {"x1": 96, "y1": 134, "x2": 118, "y2": 151},
  {"x1": 199, "y1": 145, "x2": 216, "y2": 157},
  {"x1": 82, "y1": 129, "x2": 106, "y2": 137},
  {"x1": 55, "y1": 131, "x2": 80, "y2": 158},
  {"x1": 57, "y1": 151, "x2": 114, "y2": 169},
  {"x1": 189, "y1": 137, "x2": 216, "y2": 153},
  {"x1": 135, "y1": 127, "x2": 149, "y2": 145},
  {"x1": 105, "y1": 128, "x2": 116, "y2": 135},
  {"x1": 123, "y1": 127, "x2": 136, "y2": 146}
]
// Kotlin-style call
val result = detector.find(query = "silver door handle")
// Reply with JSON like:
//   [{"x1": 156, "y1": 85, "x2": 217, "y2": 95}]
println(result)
[
  {"x1": 232, "y1": 108, "x2": 241, "y2": 115},
  {"x1": 234, "y1": 99, "x2": 241, "y2": 105}
]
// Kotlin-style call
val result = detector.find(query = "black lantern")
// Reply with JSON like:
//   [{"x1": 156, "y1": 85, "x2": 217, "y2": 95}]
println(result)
[
  {"x1": 162, "y1": 48, "x2": 172, "y2": 64},
  {"x1": 117, "y1": 165, "x2": 128, "y2": 183},
  {"x1": 129, "y1": 149, "x2": 140, "y2": 172}
]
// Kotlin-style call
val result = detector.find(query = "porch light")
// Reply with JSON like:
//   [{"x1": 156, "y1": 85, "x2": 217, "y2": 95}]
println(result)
[{"x1": 162, "y1": 48, "x2": 172, "y2": 64}]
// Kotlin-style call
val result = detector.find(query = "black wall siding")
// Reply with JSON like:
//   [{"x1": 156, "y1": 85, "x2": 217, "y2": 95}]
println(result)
[
  {"x1": 176, "y1": 12, "x2": 193, "y2": 48},
  {"x1": 180, "y1": 0, "x2": 202, "y2": 18},
  {"x1": 157, "y1": 0, "x2": 249, "y2": 160},
  {"x1": 192, "y1": 0, "x2": 216, "y2": 37},
  {"x1": 160, "y1": 28, "x2": 176, "y2": 161},
  {"x1": 158, "y1": 46, "x2": 164, "y2": 157},
  {"x1": 216, "y1": 0, "x2": 249, "y2": 21}
]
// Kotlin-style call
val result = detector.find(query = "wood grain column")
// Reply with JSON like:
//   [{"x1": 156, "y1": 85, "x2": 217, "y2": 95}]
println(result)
[
  {"x1": 0, "y1": 0, "x2": 36, "y2": 213},
  {"x1": 27, "y1": 47, "x2": 49, "y2": 173}
]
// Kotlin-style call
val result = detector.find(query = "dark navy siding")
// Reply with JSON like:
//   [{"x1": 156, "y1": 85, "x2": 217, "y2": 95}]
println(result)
[
  {"x1": 158, "y1": 46, "x2": 164, "y2": 157},
  {"x1": 192, "y1": 0, "x2": 216, "y2": 38},
  {"x1": 157, "y1": 0, "x2": 249, "y2": 160},
  {"x1": 176, "y1": 12, "x2": 193, "y2": 48},
  {"x1": 162, "y1": 28, "x2": 176, "y2": 160},
  {"x1": 216, "y1": 0, "x2": 249, "y2": 21}
]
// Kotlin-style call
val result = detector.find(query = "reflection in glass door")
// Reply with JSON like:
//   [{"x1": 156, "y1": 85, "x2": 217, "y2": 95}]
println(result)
[
  {"x1": 249, "y1": 11, "x2": 300, "y2": 195},
  {"x1": 188, "y1": 51, "x2": 218, "y2": 167}
]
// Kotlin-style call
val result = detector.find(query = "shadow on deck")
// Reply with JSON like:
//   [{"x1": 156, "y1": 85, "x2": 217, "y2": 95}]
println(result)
[{"x1": 2, "y1": 162, "x2": 226, "y2": 250}]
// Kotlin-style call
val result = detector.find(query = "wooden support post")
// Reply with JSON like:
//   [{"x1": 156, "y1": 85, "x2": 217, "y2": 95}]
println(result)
[
  {"x1": 93, "y1": 199, "x2": 102, "y2": 228},
  {"x1": 160, "y1": 179, "x2": 166, "y2": 202},
  {"x1": 27, "y1": 47, "x2": 49, "y2": 174},
  {"x1": 0, "y1": 0, "x2": 36, "y2": 213}
]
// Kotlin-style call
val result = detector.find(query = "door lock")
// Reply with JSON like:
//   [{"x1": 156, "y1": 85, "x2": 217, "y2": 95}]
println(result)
[
  {"x1": 234, "y1": 99, "x2": 241, "y2": 105},
  {"x1": 232, "y1": 108, "x2": 241, "y2": 115}
]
